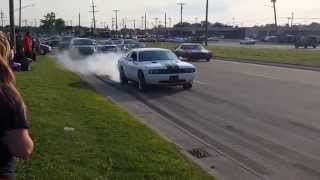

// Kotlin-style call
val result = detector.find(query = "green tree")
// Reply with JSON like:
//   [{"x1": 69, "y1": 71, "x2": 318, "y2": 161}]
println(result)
[
  {"x1": 40, "y1": 12, "x2": 66, "y2": 34},
  {"x1": 55, "y1": 18, "x2": 65, "y2": 34},
  {"x1": 40, "y1": 12, "x2": 56, "y2": 33}
]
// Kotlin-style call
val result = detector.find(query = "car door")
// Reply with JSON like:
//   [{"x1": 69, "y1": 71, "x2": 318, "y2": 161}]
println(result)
[
  {"x1": 127, "y1": 52, "x2": 139, "y2": 81},
  {"x1": 121, "y1": 52, "x2": 132, "y2": 78}
]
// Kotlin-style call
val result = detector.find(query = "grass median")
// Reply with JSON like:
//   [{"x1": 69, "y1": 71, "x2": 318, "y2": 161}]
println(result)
[
  {"x1": 15, "y1": 56, "x2": 213, "y2": 180},
  {"x1": 146, "y1": 42, "x2": 320, "y2": 67}
]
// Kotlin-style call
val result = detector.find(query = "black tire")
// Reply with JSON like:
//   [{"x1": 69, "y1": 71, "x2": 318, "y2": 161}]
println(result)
[
  {"x1": 138, "y1": 71, "x2": 148, "y2": 92},
  {"x1": 119, "y1": 67, "x2": 128, "y2": 85},
  {"x1": 183, "y1": 83, "x2": 193, "y2": 90},
  {"x1": 206, "y1": 58, "x2": 211, "y2": 62},
  {"x1": 313, "y1": 45, "x2": 317, "y2": 49}
]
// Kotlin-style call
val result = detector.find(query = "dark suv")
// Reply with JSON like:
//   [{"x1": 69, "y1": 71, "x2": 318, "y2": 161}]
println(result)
[{"x1": 295, "y1": 36, "x2": 318, "y2": 49}]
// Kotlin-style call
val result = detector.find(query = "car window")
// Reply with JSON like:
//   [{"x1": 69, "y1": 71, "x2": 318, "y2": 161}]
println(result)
[
  {"x1": 180, "y1": 45, "x2": 201, "y2": 50},
  {"x1": 73, "y1": 39, "x2": 94, "y2": 45},
  {"x1": 131, "y1": 52, "x2": 137, "y2": 61},
  {"x1": 139, "y1": 51, "x2": 178, "y2": 62},
  {"x1": 99, "y1": 41, "x2": 113, "y2": 45}
]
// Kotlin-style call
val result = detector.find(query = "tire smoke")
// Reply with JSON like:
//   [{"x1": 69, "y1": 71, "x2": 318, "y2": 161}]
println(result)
[{"x1": 55, "y1": 51, "x2": 125, "y2": 82}]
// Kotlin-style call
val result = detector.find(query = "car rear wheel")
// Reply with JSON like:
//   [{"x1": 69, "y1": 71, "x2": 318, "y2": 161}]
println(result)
[
  {"x1": 120, "y1": 67, "x2": 128, "y2": 85},
  {"x1": 138, "y1": 71, "x2": 148, "y2": 92},
  {"x1": 183, "y1": 83, "x2": 193, "y2": 90},
  {"x1": 206, "y1": 58, "x2": 211, "y2": 62}
]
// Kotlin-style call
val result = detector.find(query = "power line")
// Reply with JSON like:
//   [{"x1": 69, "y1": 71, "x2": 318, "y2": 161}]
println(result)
[{"x1": 177, "y1": 3, "x2": 186, "y2": 24}]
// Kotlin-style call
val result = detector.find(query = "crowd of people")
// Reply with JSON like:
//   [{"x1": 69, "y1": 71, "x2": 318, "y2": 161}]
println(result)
[
  {"x1": 0, "y1": 31, "x2": 34, "y2": 180},
  {"x1": 6, "y1": 31, "x2": 40, "y2": 72}
]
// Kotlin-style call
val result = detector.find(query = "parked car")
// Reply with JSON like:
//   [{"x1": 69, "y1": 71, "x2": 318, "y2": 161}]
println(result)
[
  {"x1": 97, "y1": 40, "x2": 119, "y2": 53},
  {"x1": 60, "y1": 36, "x2": 73, "y2": 50},
  {"x1": 208, "y1": 36, "x2": 220, "y2": 42},
  {"x1": 39, "y1": 44, "x2": 52, "y2": 55},
  {"x1": 262, "y1": 36, "x2": 279, "y2": 42},
  {"x1": 69, "y1": 38, "x2": 97, "y2": 59},
  {"x1": 174, "y1": 43, "x2": 213, "y2": 61},
  {"x1": 111, "y1": 38, "x2": 125, "y2": 49},
  {"x1": 118, "y1": 48, "x2": 196, "y2": 91},
  {"x1": 123, "y1": 39, "x2": 146, "y2": 51},
  {"x1": 294, "y1": 36, "x2": 318, "y2": 49},
  {"x1": 240, "y1": 37, "x2": 257, "y2": 45}
]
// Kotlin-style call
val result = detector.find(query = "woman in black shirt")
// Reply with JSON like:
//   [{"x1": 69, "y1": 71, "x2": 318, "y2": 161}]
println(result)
[{"x1": 0, "y1": 32, "x2": 34, "y2": 180}]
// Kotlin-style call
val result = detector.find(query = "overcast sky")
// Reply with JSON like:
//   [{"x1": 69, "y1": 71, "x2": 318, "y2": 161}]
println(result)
[{"x1": 1, "y1": 0, "x2": 320, "y2": 28}]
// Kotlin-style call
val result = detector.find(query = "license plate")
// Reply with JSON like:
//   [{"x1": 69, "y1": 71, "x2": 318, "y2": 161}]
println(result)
[{"x1": 169, "y1": 76, "x2": 179, "y2": 81}]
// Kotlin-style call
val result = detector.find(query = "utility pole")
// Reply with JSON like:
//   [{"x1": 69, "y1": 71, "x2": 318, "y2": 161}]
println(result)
[
  {"x1": 9, "y1": 0, "x2": 15, "y2": 48},
  {"x1": 113, "y1": 9, "x2": 119, "y2": 35},
  {"x1": 78, "y1": 13, "x2": 81, "y2": 29},
  {"x1": 144, "y1": 12, "x2": 147, "y2": 31},
  {"x1": 291, "y1": 12, "x2": 294, "y2": 28},
  {"x1": 133, "y1": 19, "x2": 136, "y2": 29},
  {"x1": 154, "y1": 17, "x2": 159, "y2": 38},
  {"x1": 154, "y1": 18, "x2": 158, "y2": 28},
  {"x1": 89, "y1": 0, "x2": 98, "y2": 32},
  {"x1": 232, "y1": 17, "x2": 235, "y2": 27},
  {"x1": 0, "y1": 9, "x2": 5, "y2": 30},
  {"x1": 165, "y1": 12, "x2": 167, "y2": 29},
  {"x1": 177, "y1": 3, "x2": 186, "y2": 25},
  {"x1": 19, "y1": 0, "x2": 21, "y2": 31},
  {"x1": 141, "y1": 16, "x2": 144, "y2": 30},
  {"x1": 271, "y1": 0, "x2": 278, "y2": 34},
  {"x1": 111, "y1": 18, "x2": 115, "y2": 31},
  {"x1": 23, "y1": 19, "x2": 28, "y2": 32},
  {"x1": 168, "y1": 17, "x2": 172, "y2": 27},
  {"x1": 205, "y1": 0, "x2": 209, "y2": 46}
]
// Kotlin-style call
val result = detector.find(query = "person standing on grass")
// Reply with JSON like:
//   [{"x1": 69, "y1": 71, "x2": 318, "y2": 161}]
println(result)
[
  {"x1": 0, "y1": 32, "x2": 34, "y2": 180},
  {"x1": 23, "y1": 32, "x2": 33, "y2": 60}
]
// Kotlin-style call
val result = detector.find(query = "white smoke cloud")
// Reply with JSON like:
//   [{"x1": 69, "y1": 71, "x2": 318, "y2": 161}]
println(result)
[{"x1": 55, "y1": 51, "x2": 125, "y2": 82}]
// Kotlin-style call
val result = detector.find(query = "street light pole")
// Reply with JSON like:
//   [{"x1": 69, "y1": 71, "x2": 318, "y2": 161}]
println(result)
[{"x1": 205, "y1": 0, "x2": 209, "y2": 46}]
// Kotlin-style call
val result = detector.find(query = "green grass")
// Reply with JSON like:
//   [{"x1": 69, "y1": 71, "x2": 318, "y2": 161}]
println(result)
[
  {"x1": 146, "y1": 42, "x2": 320, "y2": 67},
  {"x1": 15, "y1": 57, "x2": 213, "y2": 180}
]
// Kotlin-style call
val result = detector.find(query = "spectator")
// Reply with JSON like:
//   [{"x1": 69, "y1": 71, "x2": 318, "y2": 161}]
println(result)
[
  {"x1": 15, "y1": 34, "x2": 31, "y2": 71},
  {"x1": 23, "y1": 32, "x2": 33, "y2": 59},
  {"x1": 0, "y1": 32, "x2": 34, "y2": 180}
]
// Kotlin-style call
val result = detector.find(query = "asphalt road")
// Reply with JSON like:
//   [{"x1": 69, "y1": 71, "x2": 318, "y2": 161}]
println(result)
[{"x1": 106, "y1": 60, "x2": 320, "y2": 180}]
